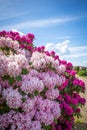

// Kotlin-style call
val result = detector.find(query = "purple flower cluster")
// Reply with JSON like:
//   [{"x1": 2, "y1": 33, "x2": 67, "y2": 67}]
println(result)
[
  {"x1": 35, "y1": 98, "x2": 61, "y2": 125},
  {"x1": 2, "y1": 88, "x2": 22, "y2": 109},
  {"x1": 21, "y1": 75, "x2": 44, "y2": 94}
]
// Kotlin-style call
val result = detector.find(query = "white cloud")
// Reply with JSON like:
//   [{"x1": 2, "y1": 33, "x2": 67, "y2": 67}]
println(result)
[
  {"x1": 45, "y1": 40, "x2": 70, "y2": 55},
  {"x1": 45, "y1": 40, "x2": 87, "y2": 67},
  {"x1": 45, "y1": 40, "x2": 87, "y2": 57},
  {"x1": 0, "y1": 17, "x2": 79, "y2": 30},
  {"x1": 11, "y1": 29, "x2": 24, "y2": 35},
  {"x1": 69, "y1": 46, "x2": 87, "y2": 51}
]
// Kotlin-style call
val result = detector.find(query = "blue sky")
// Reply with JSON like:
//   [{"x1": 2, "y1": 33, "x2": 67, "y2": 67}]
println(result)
[{"x1": 0, "y1": 0, "x2": 87, "y2": 66}]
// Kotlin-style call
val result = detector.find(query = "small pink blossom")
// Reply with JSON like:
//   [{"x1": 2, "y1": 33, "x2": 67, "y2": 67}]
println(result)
[{"x1": 22, "y1": 98, "x2": 35, "y2": 112}]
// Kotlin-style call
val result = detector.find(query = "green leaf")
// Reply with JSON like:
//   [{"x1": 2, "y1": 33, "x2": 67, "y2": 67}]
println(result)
[
  {"x1": 54, "y1": 118, "x2": 58, "y2": 124},
  {"x1": 40, "y1": 87, "x2": 48, "y2": 97},
  {"x1": 50, "y1": 67, "x2": 56, "y2": 71},
  {"x1": 22, "y1": 98, "x2": 26, "y2": 102},
  {"x1": 21, "y1": 68, "x2": 29, "y2": 74},
  {"x1": 64, "y1": 72, "x2": 69, "y2": 77},
  {"x1": 28, "y1": 93, "x2": 34, "y2": 98},
  {"x1": 13, "y1": 107, "x2": 23, "y2": 112},
  {"x1": 2, "y1": 75, "x2": 10, "y2": 80},
  {"x1": 19, "y1": 89, "x2": 26, "y2": 96},
  {"x1": 9, "y1": 76, "x2": 15, "y2": 85},
  {"x1": 29, "y1": 62, "x2": 32, "y2": 65},
  {"x1": 34, "y1": 90, "x2": 39, "y2": 96},
  {"x1": 4, "y1": 105, "x2": 10, "y2": 112},
  {"x1": 43, "y1": 125, "x2": 52, "y2": 130},
  {"x1": 55, "y1": 85, "x2": 58, "y2": 89},
  {"x1": 16, "y1": 75, "x2": 22, "y2": 81},
  {"x1": 0, "y1": 104, "x2": 10, "y2": 114}
]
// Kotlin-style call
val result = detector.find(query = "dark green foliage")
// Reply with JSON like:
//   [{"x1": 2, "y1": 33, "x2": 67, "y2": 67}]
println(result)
[{"x1": 21, "y1": 68, "x2": 29, "y2": 74}]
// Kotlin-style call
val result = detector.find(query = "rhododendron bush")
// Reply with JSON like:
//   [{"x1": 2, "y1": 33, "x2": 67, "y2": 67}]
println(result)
[{"x1": 0, "y1": 30, "x2": 86, "y2": 130}]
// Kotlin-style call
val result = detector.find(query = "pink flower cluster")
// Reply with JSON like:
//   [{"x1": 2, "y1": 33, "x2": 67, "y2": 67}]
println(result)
[
  {"x1": 21, "y1": 74, "x2": 44, "y2": 94},
  {"x1": 0, "y1": 37, "x2": 19, "y2": 52},
  {"x1": 0, "y1": 30, "x2": 34, "y2": 51},
  {"x1": 0, "y1": 54, "x2": 28, "y2": 77},
  {"x1": 30, "y1": 51, "x2": 61, "y2": 71},
  {"x1": 0, "y1": 30, "x2": 86, "y2": 130},
  {"x1": 39, "y1": 71, "x2": 65, "y2": 89}
]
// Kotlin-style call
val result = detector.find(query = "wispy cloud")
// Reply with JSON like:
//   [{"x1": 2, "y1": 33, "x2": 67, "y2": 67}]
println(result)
[
  {"x1": 0, "y1": 12, "x2": 26, "y2": 21},
  {"x1": 0, "y1": 0, "x2": 26, "y2": 21},
  {"x1": 56, "y1": 36, "x2": 72, "y2": 39},
  {"x1": 69, "y1": 46, "x2": 87, "y2": 51},
  {"x1": 0, "y1": 16, "x2": 79, "y2": 30}
]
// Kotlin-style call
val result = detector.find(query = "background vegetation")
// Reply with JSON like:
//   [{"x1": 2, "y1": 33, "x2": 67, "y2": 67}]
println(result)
[{"x1": 74, "y1": 66, "x2": 87, "y2": 77}]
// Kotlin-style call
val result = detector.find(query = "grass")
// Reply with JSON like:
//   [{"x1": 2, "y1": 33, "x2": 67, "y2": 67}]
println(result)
[{"x1": 73, "y1": 122, "x2": 87, "y2": 130}]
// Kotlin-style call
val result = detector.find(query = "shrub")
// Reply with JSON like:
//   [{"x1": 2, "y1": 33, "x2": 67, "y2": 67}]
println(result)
[
  {"x1": 78, "y1": 70, "x2": 87, "y2": 76},
  {"x1": 0, "y1": 30, "x2": 86, "y2": 130}
]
